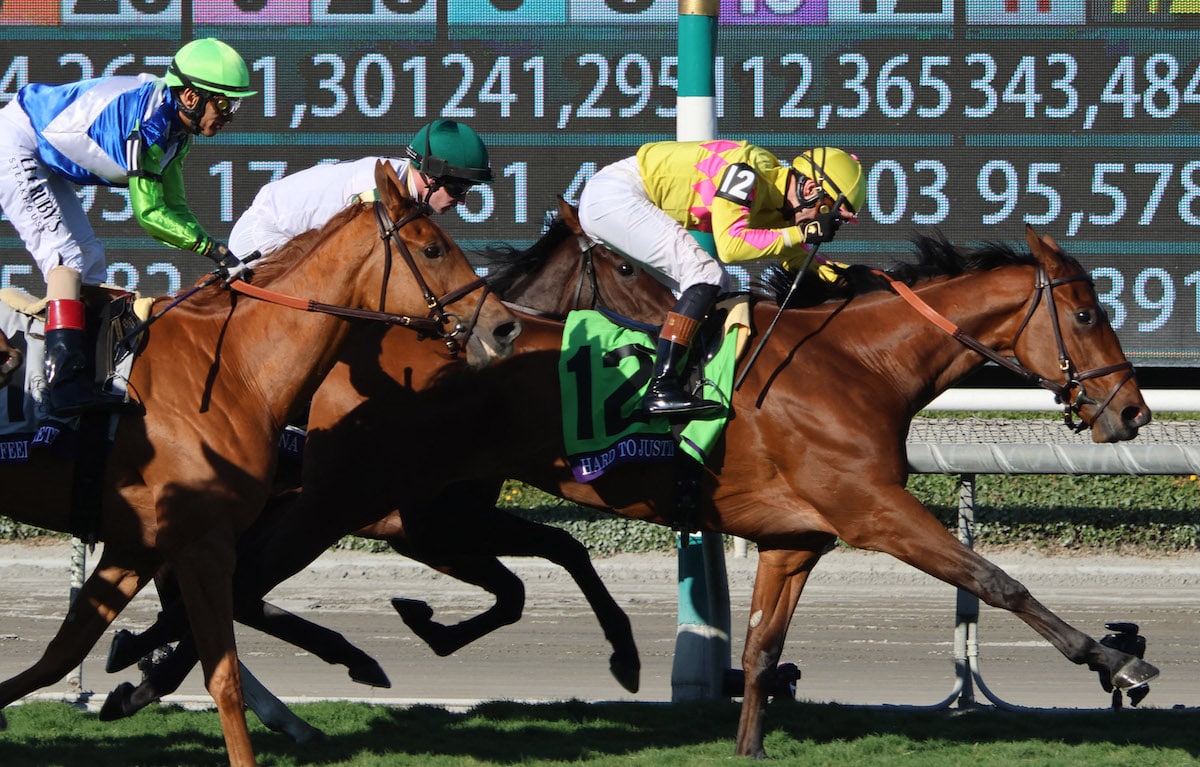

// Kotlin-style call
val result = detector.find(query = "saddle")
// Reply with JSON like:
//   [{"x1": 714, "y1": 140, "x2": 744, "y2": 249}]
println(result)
[
  {"x1": 0, "y1": 285, "x2": 151, "y2": 436},
  {"x1": 0, "y1": 285, "x2": 152, "y2": 542}
]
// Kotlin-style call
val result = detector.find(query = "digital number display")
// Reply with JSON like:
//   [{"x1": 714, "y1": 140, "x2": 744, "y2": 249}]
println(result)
[{"x1": 1, "y1": 5, "x2": 1197, "y2": 366}]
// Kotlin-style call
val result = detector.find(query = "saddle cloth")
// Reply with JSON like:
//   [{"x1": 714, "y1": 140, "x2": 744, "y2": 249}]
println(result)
[{"x1": 559, "y1": 296, "x2": 750, "y2": 483}]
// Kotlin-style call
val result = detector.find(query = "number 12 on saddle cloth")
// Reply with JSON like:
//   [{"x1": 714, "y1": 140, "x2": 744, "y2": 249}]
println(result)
[{"x1": 558, "y1": 298, "x2": 749, "y2": 483}]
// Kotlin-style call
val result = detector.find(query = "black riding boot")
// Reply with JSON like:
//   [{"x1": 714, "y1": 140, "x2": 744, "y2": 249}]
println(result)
[
  {"x1": 643, "y1": 284, "x2": 722, "y2": 418},
  {"x1": 44, "y1": 302, "x2": 129, "y2": 418}
]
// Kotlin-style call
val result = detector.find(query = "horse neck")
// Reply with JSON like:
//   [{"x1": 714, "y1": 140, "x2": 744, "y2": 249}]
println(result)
[
  {"x1": 774, "y1": 265, "x2": 1037, "y2": 415},
  {"x1": 148, "y1": 216, "x2": 380, "y2": 428}
]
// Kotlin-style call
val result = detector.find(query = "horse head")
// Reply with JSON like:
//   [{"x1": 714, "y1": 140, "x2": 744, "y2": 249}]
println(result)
[
  {"x1": 483, "y1": 198, "x2": 671, "y2": 326},
  {"x1": 552, "y1": 197, "x2": 670, "y2": 325},
  {"x1": 1011, "y1": 225, "x2": 1150, "y2": 443},
  {"x1": 369, "y1": 159, "x2": 521, "y2": 367}
]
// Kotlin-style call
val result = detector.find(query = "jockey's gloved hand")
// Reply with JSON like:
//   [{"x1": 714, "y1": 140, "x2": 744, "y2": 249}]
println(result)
[
  {"x1": 208, "y1": 241, "x2": 251, "y2": 283},
  {"x1": 802, "y1": 208, "x2": 845, "y2": 245}
]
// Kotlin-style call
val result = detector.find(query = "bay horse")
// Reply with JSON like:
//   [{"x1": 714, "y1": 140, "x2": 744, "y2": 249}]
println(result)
[
  {"x1": 109, "y1": 226, "x2": 1156, "y2": 759},
  {"x1": 101, "y1": 198, "x2": 672, "y2": 718},
  {"x1": 0, "y1": 160, "x2": 519, "y2": 766}
]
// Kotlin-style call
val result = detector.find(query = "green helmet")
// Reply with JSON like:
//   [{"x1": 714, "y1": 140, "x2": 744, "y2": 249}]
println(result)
[
  {"x1": 165, "y1": 38, "x2": 257, "y2": 99},
  {"x1": 791, "y1": 147, "x2": 866, "y2": 214},
  {"x1": 405, "y1": 120, "x2": 493, "y2": 184}
]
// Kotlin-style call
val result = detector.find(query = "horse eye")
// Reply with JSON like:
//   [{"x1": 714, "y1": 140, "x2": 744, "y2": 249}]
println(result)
[
  {"x1": 618, "y1": 262, "x2": 634, "y2": 276},
  {"x1": 423, "y1": 244, "x2": 443, "y2": 259},
  {"x1": 1075, "y1": 309, "x2": 1095, "y2": 326}
]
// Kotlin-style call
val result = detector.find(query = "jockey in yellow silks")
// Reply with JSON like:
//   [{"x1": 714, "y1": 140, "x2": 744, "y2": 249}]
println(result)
[{"x1": 577, "y1": 140, "x2": 866, "y2": 417}]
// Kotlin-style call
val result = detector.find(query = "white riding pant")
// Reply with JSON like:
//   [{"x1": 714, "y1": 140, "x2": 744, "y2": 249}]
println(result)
[
  {"x1": 577, "y1": 156, "x2": 730, "y2": 296},
  {"x1": 0, "y1": 100, "x2": 107, "y2": 285}
]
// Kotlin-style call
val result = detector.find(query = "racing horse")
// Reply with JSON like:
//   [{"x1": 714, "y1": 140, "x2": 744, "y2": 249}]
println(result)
[
  {"x1": 107, "y1": 225, "x2": 1156, "y2": 759},
  {"x1": 103, "y1": 198, "x2": 672, "y2": 713},
  {"x1": 0, "y1": 160, "x2": 519, "y2": 767}
]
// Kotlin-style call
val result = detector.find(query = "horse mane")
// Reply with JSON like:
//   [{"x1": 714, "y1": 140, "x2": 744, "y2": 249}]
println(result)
[
  {"x1": 186, "y1": 202, "x2": 368, "y2": 310},
  {"x1": 477, "y1": 215, "x2": 573, "y2": 296},
  {"x1": 757, "y1": 230, "x2": 1079, "y2": 310}
]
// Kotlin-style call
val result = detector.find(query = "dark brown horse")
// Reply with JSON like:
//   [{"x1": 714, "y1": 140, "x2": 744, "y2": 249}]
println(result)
[
  {"x1": 102, "y1": 198, "x2": 673, "y2": 717},
  {"x1": 0, "y1": 161, "x2": 519, "y2": 766},
  {"x1": 110, "y1": 226, "x2": 1157, "y2": 759}
]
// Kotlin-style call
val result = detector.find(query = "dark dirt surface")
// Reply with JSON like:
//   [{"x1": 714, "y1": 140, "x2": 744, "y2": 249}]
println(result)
[{"x1": 2, "y1": 540, "x2": 1199, "y2": 713}]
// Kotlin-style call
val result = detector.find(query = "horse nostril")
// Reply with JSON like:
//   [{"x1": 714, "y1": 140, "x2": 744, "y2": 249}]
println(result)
[
  {"x1": 495, "y1": 319, "x2": 523, "y2": 345},
  {"x1": 1123, "y1": 406, "x2": 1151, "y2": 429}
]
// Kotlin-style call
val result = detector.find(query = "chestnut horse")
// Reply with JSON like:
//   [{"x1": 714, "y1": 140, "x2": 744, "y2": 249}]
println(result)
[
  {"x1": 106, "y1": 226, "x2": 1156, "y2": 759},
  {"x1": 102, "y1": 199, "x2": 673, "y2": 717},
  {"x1": 0, "y1": 161, "x2": 519, "y2": 766}
]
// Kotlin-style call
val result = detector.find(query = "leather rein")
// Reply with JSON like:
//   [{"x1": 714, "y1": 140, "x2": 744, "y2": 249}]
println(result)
[
  {"x1": 874, "y1": 266, "x2": 1134, "y2": 433},
  {"x1": 229, "y1": 200, "x2": 490, "y2": 357}
]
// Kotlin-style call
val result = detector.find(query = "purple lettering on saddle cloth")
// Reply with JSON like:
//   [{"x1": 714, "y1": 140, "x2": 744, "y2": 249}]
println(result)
[{"x1": 570, "y1": 434, "x2": 677, "y2": 483}]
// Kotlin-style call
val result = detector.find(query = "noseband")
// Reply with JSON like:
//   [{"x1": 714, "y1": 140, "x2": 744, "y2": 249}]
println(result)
[{"x1": 877, "y1": 265, "x2": 1134, "y2": 433}]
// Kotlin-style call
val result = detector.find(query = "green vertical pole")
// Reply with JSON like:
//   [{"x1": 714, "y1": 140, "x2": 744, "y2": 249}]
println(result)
[{"x1": 671, "y1": 0, "x2": 732, "y2": 703}]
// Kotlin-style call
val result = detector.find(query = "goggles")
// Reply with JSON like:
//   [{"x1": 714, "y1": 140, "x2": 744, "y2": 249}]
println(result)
[
  {"x1": 439, "y1": 178, "x2": 473, "y2": 200},
  {"x1": 207, "y1": 91, "x2": 241, "y2": 119}
]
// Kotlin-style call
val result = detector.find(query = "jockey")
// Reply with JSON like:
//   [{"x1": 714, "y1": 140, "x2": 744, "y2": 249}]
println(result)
[
  {"x1": 577, "y1": 141, "x2": 866, "y2": 418},
  {"x1": 0, "y1": 37, "x2": 256, "y2": 417},
  {"x1": 227, "y1": 119, "x2": 493, "y2": 258}
]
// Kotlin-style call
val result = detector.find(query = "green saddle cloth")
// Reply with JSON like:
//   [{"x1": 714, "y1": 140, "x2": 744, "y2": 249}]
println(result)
[{"x1": 558, "y1": 307, "x2": 743, "y2": 483}]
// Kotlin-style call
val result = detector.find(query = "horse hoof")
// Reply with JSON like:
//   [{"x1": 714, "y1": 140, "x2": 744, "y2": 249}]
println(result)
[
  {"x1": 98, "y1": 682, "x2": 137, "y2": 721},
  {"x1": 106, "y1": 629, "x2": 140, "y2": 673},
  {"x1": 609, "y1": 653, "x2": 641, "y2": 693},
  {"x1": 1114, "y1": 657, "x2": 1160, "y2": 690},
  {"x1": 348, "y1": 657, "x2": 392, "y2": 689},
  {"x1": 391, "y1": 598, "x2": 433, "y2": 627}
]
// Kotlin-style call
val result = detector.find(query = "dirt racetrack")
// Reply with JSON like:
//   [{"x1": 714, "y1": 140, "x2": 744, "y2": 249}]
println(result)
[{"x1": 1, "y1": 539, "x2": 1199, "y2": 714}]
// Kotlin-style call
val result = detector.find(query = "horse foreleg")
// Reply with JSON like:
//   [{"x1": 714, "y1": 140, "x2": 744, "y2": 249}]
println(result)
[
  {"x1": 240, "y1": 662, "x2": 326, "y2": 744},
  {"x1": 843, "y1": 488, "x2": 1159, "y2": 695},
  {"x1": 736, "y1": 544, "x2": 829, "y2": 759},
  {"x1": 170, "y1": 535, "x2": 255, "y2": 767},
  {"x1": 391, "y1": 554, "x2": 526, "y2": 656},
  {"x1": 242, "y1": 601, "x2": 390, "y2": 687},
  {"x1": 486, "y1": 517, "x2": 640, "y2": 693},
  {"x1": 0, "y1": 555, "x2": 150, "y2": 713}
]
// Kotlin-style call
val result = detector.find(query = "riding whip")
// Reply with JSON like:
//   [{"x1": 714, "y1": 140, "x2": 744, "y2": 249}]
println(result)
[
  {"x1": 734, "y1": 193, "x2": 847, "y2": 391},
  {"x1": 117, "y1": 250, "x2": 263, "y2": 354},
  {"x1": 733, "y1": 242, "x2": 817, "y2": 391}
]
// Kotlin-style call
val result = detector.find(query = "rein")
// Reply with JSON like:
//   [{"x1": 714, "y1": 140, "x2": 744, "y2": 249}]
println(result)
[
  {"x1": 501, "y1": 233, "x2": 607, "y2": 320},
  {"x1": 229, "y1": 200, "x2": 490, "y2": 356},
  {"x1": 874, "y1": 266, "x2": 1134, "y2": 433}
]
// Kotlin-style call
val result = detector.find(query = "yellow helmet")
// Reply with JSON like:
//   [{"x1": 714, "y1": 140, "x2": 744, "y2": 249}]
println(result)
[{"x1": 791, "y1": 148, "x2": 865, "y2": 214}]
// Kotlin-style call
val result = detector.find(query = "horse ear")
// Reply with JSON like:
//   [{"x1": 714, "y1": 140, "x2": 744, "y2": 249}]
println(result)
[
  {"x1": 557, "y1": 195, "x2": 583, "y2": 234},
  {"x1": 1025, "y1": 224, "x2": 1066, "y2": 277},
  {"x1": 374, "y1": 160, "x2": 411, "y2": 213}
]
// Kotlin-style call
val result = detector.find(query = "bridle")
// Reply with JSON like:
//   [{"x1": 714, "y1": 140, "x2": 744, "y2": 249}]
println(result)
[
  {"x1": 876, "y1": 265, "x2": 1135, "y2": 433},
  {"x1": 230, "y1": 200, "x2": 491, "y2": 357},
  {"x1": 500, "y1": 232, "x2": 616, "y2": 320},
  {"x1": 570, "y1": 234, "x2": 607, "y2": 312}
]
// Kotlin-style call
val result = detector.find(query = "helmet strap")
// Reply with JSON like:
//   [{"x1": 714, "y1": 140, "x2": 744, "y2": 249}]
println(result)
[{"x1": 170, "y1": 63, "x2": 209, "y2": 134}]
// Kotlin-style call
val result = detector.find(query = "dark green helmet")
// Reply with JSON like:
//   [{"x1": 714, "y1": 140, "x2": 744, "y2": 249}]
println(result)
[{"x1": 405, "y1": 120, "x2": 493, "y2": 185}]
